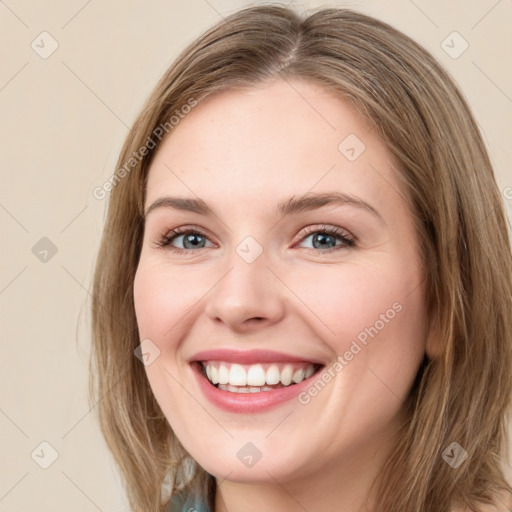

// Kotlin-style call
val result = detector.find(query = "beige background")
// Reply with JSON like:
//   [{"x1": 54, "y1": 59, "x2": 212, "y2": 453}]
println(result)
[{"x1": 1, "y1": 1, "x2": 511, "y2": 510}]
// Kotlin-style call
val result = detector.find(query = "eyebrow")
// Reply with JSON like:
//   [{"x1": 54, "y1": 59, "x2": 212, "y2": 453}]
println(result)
[{"x1": 144, "y1": 192, "x2": 384, "y2": 223}]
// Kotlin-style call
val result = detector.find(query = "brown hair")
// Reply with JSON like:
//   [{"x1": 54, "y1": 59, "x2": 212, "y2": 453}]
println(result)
[{"x1": 89, "y1": 5, "x2": 512, "y2": 511}]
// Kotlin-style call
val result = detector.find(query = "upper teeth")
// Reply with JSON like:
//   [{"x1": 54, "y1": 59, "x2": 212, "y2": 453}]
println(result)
[{"x1": 204, "y1": 362, "x2": 316, "y2": 387}]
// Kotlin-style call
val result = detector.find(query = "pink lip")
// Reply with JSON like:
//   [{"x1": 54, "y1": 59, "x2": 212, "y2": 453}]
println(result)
[
  {"x1": 189, "y1": 348, "x2": 324, "y2": 365},
  {"x1": 190, "y1": 362, "x2": 322, "y2": 413}
]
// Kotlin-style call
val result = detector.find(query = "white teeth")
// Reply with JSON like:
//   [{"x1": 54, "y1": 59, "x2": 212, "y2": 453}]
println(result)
[
  {"x1": 266, "y1": 365, "x2": 280, "y2": 385},
  {"x1": 280, "y1": 365, "x2": 293, "y2": 386},
  {"x1": 218, "y1": 365, "x2": 229, "y2": 385},
  {"x1": 230, "y1": 384, "x2": 248, "y2": 393},
  {"x1": 292, "y1": 368, "x2": 305, "y2": 383},
  {"x1": 217, "y1": 384, "x2": 277, "y2": 393},
  {"x1": 229, "y1": 364, "x2": 247, "y2": 386},
  {"x1": 203, "y1": 361, "x2": 318, "y2": 390},
  {"x1": 247, "y1": 364, "x2": 266, "y2": 386}
]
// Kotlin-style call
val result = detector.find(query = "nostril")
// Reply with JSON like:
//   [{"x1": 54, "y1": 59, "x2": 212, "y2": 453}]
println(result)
[{"x1": 244, "y1": 317, "x2": 265, "y2": 324}]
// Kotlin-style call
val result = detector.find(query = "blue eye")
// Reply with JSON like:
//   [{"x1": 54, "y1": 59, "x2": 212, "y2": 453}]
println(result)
[
  {"x1": 297, "y1": 225, "x2": 355, "y2": 253},
  {"x1": 155, "y1": 224, "x2": 355, "y2": 254},
  {"x1": 155, "y1": 228, "x2": 214, "y2": 252}
]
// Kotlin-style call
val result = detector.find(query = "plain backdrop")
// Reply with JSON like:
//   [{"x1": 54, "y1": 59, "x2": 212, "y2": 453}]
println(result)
[{"x1": 1, "y1": 1, "x2": 511, "y2": 510}]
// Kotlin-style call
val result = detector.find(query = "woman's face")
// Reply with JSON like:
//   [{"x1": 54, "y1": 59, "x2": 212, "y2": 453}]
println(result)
[{"x1": 133, "y1": 78, "x2": 428, "y2": 485}]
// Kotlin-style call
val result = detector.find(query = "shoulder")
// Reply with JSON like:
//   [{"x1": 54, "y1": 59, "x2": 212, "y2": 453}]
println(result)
[{"x1": 168, "y1": 491, "x2": 210, "y2": 512}]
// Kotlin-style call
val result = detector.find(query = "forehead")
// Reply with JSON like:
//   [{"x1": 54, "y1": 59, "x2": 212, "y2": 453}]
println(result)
[{"x1": 145, "y1": 78, "x2": 404, "y2": 216}]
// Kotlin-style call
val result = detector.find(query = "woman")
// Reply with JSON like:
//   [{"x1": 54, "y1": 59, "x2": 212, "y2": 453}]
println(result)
[{"x1": 90, "y1": 5, "x2": 512, "y2": 512}]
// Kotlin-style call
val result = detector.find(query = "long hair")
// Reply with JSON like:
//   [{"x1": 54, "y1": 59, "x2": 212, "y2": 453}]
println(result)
[{"x1": 89, "y1": 5, "x2": 512, "y2": 511}]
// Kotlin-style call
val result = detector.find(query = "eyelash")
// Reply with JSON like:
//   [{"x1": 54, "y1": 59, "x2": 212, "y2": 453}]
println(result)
[{"x1": 153, "y1": 224, "x2": 356, "y2": 255}]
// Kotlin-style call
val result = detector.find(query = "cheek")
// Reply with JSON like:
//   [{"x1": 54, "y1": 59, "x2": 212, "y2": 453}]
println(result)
[
  {"x1": 292, "y1": 262, "x2": 426, "y2": 438},
  {"x1": 133, "y1": 259, "x2": 206, "y2": 341},
  {"x1": 288, "y1": 258, "x2": 425, "y2": 351},
  {"x1": 132, "y1": 260, "x2": 198, "y2": 419},
  {"x1": 289, "y1": 256, "x2": 427, "y2": 412}
]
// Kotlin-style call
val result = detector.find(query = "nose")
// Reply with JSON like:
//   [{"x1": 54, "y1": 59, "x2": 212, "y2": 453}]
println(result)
[{"x1": 204, "y1": 244, "x2": 286, "y2": 332}]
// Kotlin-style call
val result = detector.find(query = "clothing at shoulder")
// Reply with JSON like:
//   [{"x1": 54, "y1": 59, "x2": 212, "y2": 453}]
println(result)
[
  {"x1": 168, "y1": 491, "x2": 512, "y2": 512},
  {"x1": 168, "y1": 492, "x2": 211, "y2": 512}
]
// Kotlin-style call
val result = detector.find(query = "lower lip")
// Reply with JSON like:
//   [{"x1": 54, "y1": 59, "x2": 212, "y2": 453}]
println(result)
[{"x1": 191, "y1": 363, "x2": 322, "y2": 413}]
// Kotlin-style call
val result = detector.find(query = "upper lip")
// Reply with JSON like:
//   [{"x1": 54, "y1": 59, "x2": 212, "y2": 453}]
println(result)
[{"x1": 189, "y1": 348, "x2": 325, "y2": 365}]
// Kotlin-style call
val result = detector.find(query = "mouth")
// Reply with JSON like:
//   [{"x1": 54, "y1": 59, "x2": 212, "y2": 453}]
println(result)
[
  {"x1": 194, "y1": 360, "x2": 324, "y2": 393},
  {"x1": 188, "y1": 349, "x2": 327, "y2": 412}
]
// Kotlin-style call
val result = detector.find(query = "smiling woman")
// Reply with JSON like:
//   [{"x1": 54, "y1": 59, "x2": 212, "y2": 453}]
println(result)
[{"x1": 89, "y1": 5, "x2": 512, "y2": 512}]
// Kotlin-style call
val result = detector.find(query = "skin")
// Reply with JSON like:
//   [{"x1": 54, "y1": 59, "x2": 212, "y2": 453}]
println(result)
[{"x1": 133, "y1": 78, "x2": 431, "y2": 512}]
